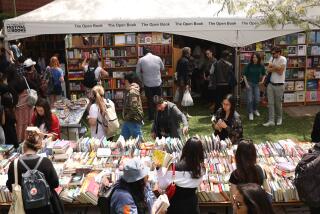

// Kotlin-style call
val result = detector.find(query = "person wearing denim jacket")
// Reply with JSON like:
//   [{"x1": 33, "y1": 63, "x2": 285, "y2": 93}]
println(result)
[{"x1": 111, "y1": 158, "x2": 155, "y2": 214}]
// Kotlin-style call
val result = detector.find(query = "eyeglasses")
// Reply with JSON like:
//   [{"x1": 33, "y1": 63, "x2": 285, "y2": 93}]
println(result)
[{"x1": 232, "y1": 195, "x2": 243, "y2": 209}]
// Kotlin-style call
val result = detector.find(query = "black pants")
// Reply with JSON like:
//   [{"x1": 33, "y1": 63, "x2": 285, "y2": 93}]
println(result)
[
  {"x1": 145, "y1": 86, "x2": 162, "y2": 120},
  {"x1": 214, "y1": 85, "x2": 231, "y2": 113}
]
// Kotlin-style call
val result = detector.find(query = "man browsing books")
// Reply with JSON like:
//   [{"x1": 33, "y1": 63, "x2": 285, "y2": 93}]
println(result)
[
  {"x1": 263, "y1": 46, "x2": 287, "y2": 127},
  {"x1": 136, "y1": 47, "x2": 164, "y2": 121},
  {"x1": 151, "y1": 95, "x2": 188, "y2": 139}
]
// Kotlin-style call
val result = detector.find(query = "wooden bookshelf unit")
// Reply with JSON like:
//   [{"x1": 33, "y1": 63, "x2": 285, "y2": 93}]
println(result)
[{"x1": 65, "y1": 33, "x2": 174, "y2": 110}]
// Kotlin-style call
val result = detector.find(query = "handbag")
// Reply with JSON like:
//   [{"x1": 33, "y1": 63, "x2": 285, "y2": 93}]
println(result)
[
  {"x1": 9, "y1": 159, "x2": 26, "y2": 214},
  {"x1": 23, "y1": 76, "x2": 38, "y2": 106},
  {"x1": 165, "y1": 164, "x2": 176, "y2": 200},
  {"x1": 263, "y1": 72, "x2": 272, "y2": 87}
]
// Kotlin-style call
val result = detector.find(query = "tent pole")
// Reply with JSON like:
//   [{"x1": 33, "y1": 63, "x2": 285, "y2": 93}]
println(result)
[
  {"x1": 235, "y1": 47, "x2": 240, "y2": 108},
  {"x1": 13, "y1": 0, "x2": 17, "y2": 17}
]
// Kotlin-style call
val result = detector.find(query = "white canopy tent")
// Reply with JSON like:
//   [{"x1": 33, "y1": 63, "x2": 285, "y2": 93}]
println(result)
[{"x1": 3, "y1": 0, "x2": 308, "y2": 47}]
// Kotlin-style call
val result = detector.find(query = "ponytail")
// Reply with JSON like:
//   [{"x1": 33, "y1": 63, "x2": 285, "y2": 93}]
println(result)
[{"x1": 92, "y1": 85, "x2": 106, "y2": 113}]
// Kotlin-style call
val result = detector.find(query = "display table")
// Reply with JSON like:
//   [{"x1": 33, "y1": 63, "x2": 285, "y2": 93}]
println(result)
[{"x1": 52, "y1": 98, "x2": 89, "y2": 140}]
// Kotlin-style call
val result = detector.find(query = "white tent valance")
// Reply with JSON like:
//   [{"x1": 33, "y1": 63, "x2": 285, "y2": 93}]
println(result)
[{"x1": 2, "y1": 0, "x2": 312, "y2": 47}]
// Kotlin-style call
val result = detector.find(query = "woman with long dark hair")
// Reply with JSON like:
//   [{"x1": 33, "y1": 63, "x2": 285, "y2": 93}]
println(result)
[
  {"x1": 212, "y1": 94, "x2": 243, "y2": 144},
  {"x1": 243, "y1": 53, "x2": 266, "y2": 121},
  {"x1": 157, "y1": 137, "x2": 204, "y2": 214},
  {"x1": 230, "y1": 139, "x2": 265, "y2": 186},
  {"x1": 31, "y1": 98, "x2": 60, "y2": 139},
  {"x1": 111, "y1": 158, "x2": 155, "y2": 214},
  {"x1": 233, "y1": 183, "x2": 275, "y2": 214}
]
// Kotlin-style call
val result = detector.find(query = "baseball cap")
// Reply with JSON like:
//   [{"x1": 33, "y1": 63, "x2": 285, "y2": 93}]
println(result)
[
  {"x1": 122, "y1": 158, "x2": 149, "y2": 183},
  {"x1": 23, "y1": 58, "x2": 36, "y2": 68}
]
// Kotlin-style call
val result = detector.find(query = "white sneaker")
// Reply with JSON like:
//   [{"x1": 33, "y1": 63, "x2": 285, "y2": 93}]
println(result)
[
  {"x1": 254, "y1": 110, "x2": 260, "y2": 117},
  {"x1": 263, "y1": 121, "x2": 275, "y2": 127},
  {"x1": 276, "y1": 119, "x2": 282, "y2": 126},
  {"x1": 249, "y1": 113, "x2": 254, "y2": 121}
]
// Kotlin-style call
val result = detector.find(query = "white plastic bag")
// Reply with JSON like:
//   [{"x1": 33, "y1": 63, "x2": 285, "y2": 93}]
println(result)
[
  {"x1": 181, "y1": 88, "x2": 193, "y2": 107},
  {"x1": 173, "y1": 88, "x2": 180, "y2": 103}
]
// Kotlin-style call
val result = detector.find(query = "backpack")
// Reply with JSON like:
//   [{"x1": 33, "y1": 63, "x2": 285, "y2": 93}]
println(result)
[
  {"x1": 23, "y1": 76, "x2": 38, "y2": 107},
  {"x1": 97, "y1": 99, "x2": 120, "y2": 137},
  {"x1": 19, "y1": 157, "x2": 52, "y2": 210},
  {"x1": 294, "y1": 145, "x2": 320, "y2": 207},
  {"x1": 83, "y1": 66, "x2": 97, "y2": 88},
  {"x1": 97, "y1": 184, "x2": 117, "y2": 214}
]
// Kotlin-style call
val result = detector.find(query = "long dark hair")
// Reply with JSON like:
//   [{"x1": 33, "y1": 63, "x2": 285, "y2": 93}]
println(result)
[
  {"x1": 237, "y1": 183, "x2": 275, "y2": 214},
  {"x1": 34, "y1": 98, "x2": 52, "y2": 131},
  {"x1": 249, "y1": 53, "x2": 262, "y2": 65},
  {"x1": 221, "y1": 94, "x2": 236, "y2": 121},
  {"x1": 120, "y1": 178, "x2": 147, "y2": 210},
  {"x1": 180, "y1": 137, "x2": 204, "y2": 178},
  {"x1": 235, "y1": 139, "x2": 261, "y2": 184}
]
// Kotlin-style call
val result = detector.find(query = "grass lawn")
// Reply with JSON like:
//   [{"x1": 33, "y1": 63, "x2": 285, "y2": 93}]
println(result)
[{"x1": 141, "y1": 104, "x2": 315, "y2": 143}]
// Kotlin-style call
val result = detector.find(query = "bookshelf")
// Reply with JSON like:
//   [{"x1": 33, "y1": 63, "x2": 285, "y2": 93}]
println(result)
[
  {"x1": 65, "y1": 33, "x2": 174, "y2": 110},
  {"x1": 240, "y1": 30, "x2": 320, "y2": 106}
]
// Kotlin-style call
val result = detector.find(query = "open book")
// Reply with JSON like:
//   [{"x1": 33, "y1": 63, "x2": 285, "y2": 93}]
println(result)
[{"x1": 152, "y1": 150, "x2": 173, "y2": 168}]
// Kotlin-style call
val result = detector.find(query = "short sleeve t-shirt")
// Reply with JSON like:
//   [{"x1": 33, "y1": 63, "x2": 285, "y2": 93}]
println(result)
[
  {"x1": 244, "y1": 64, "x2": 266, "y2": 84},
  {"x1": 84, "y1": 65, "x2": 102, "y2": 80},
  {"x1": 229, "y1": 165, "x2": 265, "y2": 186},
  {"x1": 89, "y1": 99, "x2": 115, "y2": 139},
  {"x1": 269, "y1": 56, "x2": 287, "y2": 84}
]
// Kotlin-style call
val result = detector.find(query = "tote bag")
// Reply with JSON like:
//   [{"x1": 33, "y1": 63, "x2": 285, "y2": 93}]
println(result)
[{"x1": 9, "y1": 159, "x2": 26, "y2": 214}]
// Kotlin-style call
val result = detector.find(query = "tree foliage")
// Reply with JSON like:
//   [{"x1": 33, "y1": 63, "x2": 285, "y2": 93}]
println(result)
[{"x1": 209, "y1": 0, "x2": 320, "y2": 29}]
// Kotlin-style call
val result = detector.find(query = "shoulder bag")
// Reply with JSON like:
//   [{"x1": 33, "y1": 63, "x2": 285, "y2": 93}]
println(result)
[
  {"x1": 165, "y1": 164, "x2": 176, "y2": 200},
  {"x1": 8, "y1": 159, "x2": 26, "y2": 214},
  {"x1": 23, "y1": 76, "x2": 38, "y2": 106}
]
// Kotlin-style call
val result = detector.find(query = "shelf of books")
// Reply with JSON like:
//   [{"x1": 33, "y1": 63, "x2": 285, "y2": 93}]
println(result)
[
  {"x1": 240, "y1": 30, "x2": 320, "y2": 106},
  {"x1": 0, "y1": 137, "x2": 311, "y2": 211},
  {"x1": 65, "y1": 33, "x2": 174, "y2": 110}
]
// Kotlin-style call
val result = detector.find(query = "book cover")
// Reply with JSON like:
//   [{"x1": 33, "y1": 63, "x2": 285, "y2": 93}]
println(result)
[
  {"x1": 307, "y1": 80, "x2": 318, "y2": 90},
  {"x1": 297, "y1": 70, "x2": 304, "y2": 79},
  {"x1": 287, "y1": 46, "x2": 297, "y2": 56},
  {"x1": 308, "y1": 31, "x2": 317, "y2": 44},
  {"x1": 162, "y1": 33, "x2": 172, "y2": 44},
  {"x1": 114, "y1": 34, "x2": 126, "y2": 46},
  {"x1": 298, "y1": 45, "x2": 307, "y2": 56},
  {"x1": 285, "y1": 81, "x2": 295, "y2": 91},
  {"x1": 283, "y1": 93, "x2": 296, "y2": 103},
  {"x1": 296, "y1": 91, "x2": 305, "y2": 102},
  {"x1": 298, "y1": 33, "x2": 306, "y2": 44},
  {"x1": 295, "y1": 81, "x2": 304, "y2": 91}
]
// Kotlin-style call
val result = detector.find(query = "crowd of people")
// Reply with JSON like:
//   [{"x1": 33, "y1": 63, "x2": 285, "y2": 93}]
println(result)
[{"x1": 0, "y1": 41, "x2": 316, "y2": 214}]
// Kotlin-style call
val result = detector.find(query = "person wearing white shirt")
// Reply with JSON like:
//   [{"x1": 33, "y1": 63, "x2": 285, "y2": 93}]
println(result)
[
  {"x1": 136, "y1": 47, "x2": 164, "y2": 120},
  {"x1": 263, "y1": 47, "x2": 287, "y2": 127},
  {"x1": 156, "y1": 137, "x2": 204, "y2": 214},
  {"x1": 88, "y1": 85, "x2": 116, "y2": 140}
]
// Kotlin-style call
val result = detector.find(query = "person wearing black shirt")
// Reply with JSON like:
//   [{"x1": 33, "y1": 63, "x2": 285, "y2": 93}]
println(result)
[
  {"x1": 176, "y1": 47, "x2": 193, "y2": 105},
  {"x1": 6, "y1": 131, "x2": 64, "y2": 214},
  {"x1": 229, "y1": 139, "x2": 267, "y2": 210}
]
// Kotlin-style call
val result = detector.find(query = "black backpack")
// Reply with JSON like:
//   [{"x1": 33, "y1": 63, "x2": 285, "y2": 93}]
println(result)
[
  {"x1": 97, "y1": 184, "x2": 117, "y2": 214},
  {"x1": 294, "y1": 144, "x2": 320, "y2": 207},
  {"x1": 83, "y1": 66, "x2": 97, "y2": 88},
  {"x1": 19, "y1": 157, "x2": 52, "y2": 210}
]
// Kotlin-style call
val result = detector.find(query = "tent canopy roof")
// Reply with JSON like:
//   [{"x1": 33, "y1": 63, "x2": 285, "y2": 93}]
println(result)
[{"x1": 4, "y1": 0, "x2": 314, "y2": 47}]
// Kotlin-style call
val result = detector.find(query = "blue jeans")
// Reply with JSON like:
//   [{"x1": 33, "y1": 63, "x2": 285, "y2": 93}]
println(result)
[
  {"x1": 246, "y1": 82, "x2": 260, "y2": 114},
  {"x1": 121, "y1": 121, "x2": 143, "y2": 140}
]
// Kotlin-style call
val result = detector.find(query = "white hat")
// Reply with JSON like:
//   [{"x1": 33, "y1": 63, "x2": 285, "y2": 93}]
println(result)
[
  {"x1": 122, "y1": 158, "x2": 149, "y2": 183},
  {"x1": 23, "y1": 58, "x2": 36, "y2": 67}
]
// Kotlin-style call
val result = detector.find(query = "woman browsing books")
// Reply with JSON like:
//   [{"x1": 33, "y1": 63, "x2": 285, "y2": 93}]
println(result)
[
  {"x1": 212, "y1": 94, "x2": 243, "y2": 144},
  {"x1": 229, "y1": 139, "x2": 269, "y2": 209},
  {"x1": 6, "y1": 131, "x2": 64, "y2": 214},
  {"x1": 156, "y1": 137, "x2": 204, "y2": 214},
  {"x1": 31, "y1": 98, "x2": 61, "y2": 140}
]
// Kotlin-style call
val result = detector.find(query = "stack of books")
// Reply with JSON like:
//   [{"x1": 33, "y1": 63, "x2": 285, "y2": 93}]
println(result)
[{"x1": 53, "y1": 140, "x2": 73, "y2": 161}]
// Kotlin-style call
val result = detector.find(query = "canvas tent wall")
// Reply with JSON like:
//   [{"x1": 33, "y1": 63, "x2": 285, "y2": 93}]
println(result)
[{"x1": 3, "y1": 0, "x2": 306, "y2": 47}]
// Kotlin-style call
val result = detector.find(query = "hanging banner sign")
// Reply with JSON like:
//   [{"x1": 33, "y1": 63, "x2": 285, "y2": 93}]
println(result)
[{"x1": 4, "y1": 18, "x2": 301, "y2": 39}]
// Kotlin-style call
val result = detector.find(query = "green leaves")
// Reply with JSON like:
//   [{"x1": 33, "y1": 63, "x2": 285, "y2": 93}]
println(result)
[{"x1": 209, "y1": 0, "x2": 320, "y2": 29}]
